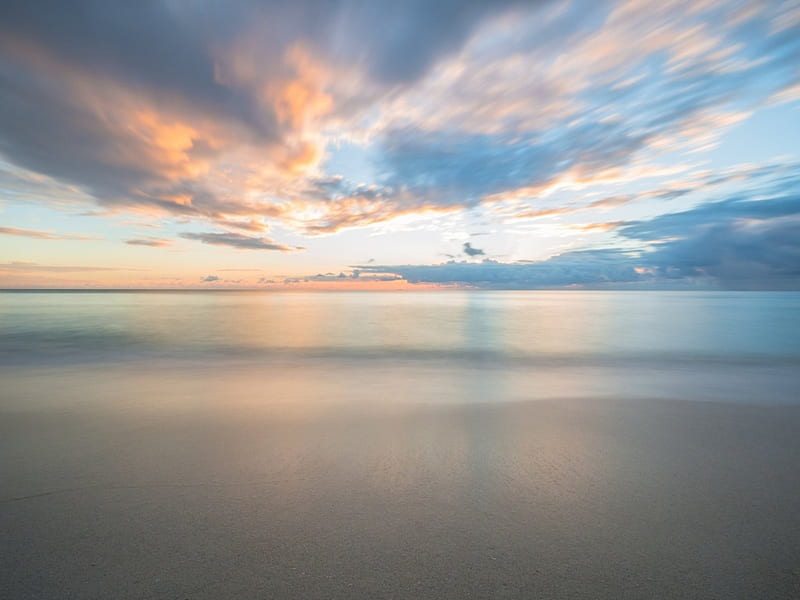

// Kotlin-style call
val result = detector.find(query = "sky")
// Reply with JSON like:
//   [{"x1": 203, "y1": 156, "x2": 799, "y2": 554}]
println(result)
[{"x1": 0, "y1": 0, "x2": 799, "y2": 289}]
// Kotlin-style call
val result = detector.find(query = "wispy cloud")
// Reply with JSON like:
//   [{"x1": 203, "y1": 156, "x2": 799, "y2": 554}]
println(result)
[
  {"x1": 180, "y1": 232, "x2": 302, "y2": 251},
  {"x1": 0, "y1": 226, "x2": 95, "y2": 241},
  {"x1": 0, "y1": 261, "x2": 138, "y2": 272},
  {"x1": 125, "y1": 237, "x2": 172, "y2": 247},
  {"x1": 570, "y1": 221, "x2": 631, "y2": 233},
  {"x1": 0, "y1": 0, "x2": 797, "y2": 240}
]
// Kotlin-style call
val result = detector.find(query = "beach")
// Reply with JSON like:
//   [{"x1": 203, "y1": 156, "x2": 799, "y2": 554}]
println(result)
[
  {"x1": 3, "y1": 361, "x2": 800, "y2": 599},
  {"x1": 1, "y1": 291, "x2": 799, "y2": 598}
]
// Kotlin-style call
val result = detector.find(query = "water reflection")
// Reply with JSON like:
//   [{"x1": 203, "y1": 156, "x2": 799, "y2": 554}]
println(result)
[{"x1": 3, "y1": 291, "x2": 799, "y2": 366}]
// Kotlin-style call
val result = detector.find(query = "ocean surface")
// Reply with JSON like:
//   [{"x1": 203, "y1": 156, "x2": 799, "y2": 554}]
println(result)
[
  {"x1": 2, "y1": 290, "x2": 799, "y2": 404},
  {"x1": 2, "y1": 291, "x2": 800, "y2": 599}
]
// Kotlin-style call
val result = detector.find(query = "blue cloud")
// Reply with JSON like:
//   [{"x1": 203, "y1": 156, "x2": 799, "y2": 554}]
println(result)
[
  {"x1": 356, "y1": 249, "x2": 646, "y2": 289},
  {"x1": 619, "y1": 193, "x2": 800, "y2": 284},
  {"x1": 373, "y1": 1, "x2": 800, "y2": 212},
  {"x1": 357, "y1": 189, "x2": 800, "y2": 289},
  {"x1": 463, "y1": 242, "x2": 484, "y2": 257}
]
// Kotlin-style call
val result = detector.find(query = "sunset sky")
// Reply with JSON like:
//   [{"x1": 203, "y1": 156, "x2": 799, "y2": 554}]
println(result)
[{"x1": 1, "y1": 0, "x2": 799, "y2": 289}]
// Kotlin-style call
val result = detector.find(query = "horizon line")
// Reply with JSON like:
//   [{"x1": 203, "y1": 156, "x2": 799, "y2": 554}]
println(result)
[{"x1": 1, "y1": 288, "x2": 798, "y2": 293}]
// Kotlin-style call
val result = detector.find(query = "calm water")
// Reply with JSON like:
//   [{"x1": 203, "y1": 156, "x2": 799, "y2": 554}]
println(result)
[{"x1": 1, "y1": 290, "x2": 799, "y2": 404}]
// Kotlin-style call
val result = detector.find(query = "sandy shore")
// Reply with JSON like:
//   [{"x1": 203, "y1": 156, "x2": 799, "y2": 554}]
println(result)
[{"x1": 2, "y1": 365, "x2": 800, "y2": 599}]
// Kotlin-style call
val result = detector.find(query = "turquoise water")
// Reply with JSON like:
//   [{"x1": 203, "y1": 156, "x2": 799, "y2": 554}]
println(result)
[{"x1": 1, "y1": 290, "x2": 798, "y2": 404}]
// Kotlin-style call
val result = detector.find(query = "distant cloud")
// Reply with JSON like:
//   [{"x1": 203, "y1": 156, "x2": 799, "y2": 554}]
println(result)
[
  {"x1": 356, "y1": 189, "x2": 800, "y2": 289},
  {"x1": 202, "y1": 275, "x2": 220, "y2": 282},
  {"x1": 283, "y1": 269, "x2": 401, "y2": 284},
  {"x1": 618, "y1": 193, "x2": 800, "y2": 285},
  {"x1": 463, "y1": 242, "x2": 484, "y2": 257},
  {"x1": 180, "y1": 232, "x2": 302, "y2": 252},
  {"x1": 0, "y1": 261, "x2": 133, "y2": 272},
  {"x1": 356, "y1": 250, "x2": 645, "y2": 289},
  {"x1": 0, "y1": 226, "x2": 94, "y2": 241},
  {"x1": 125, "y1": 237, "x2": 172, "y2": 247}
]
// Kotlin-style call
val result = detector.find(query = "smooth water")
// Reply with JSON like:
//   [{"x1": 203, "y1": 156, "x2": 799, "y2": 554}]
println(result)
[{"x1": 2, "y1": 290, "x2": 799, "y2": 404}]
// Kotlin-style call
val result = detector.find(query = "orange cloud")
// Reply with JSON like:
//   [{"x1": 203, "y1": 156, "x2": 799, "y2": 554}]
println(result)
[
  {"x1": 279, "y1": 140, "x2": 323, "y2": 175},
  {"x1": 570, "y1": 221, "x2": 629, "y2": 232}
]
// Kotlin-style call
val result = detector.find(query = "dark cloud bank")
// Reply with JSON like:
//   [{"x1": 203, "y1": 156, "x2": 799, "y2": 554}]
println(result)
[{"x1": 358, "y1": 194, "x2": 800, "y2": 290}]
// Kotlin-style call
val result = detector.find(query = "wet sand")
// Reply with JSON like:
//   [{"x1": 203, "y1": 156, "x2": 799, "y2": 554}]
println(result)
[{"x1": 2, "y1": 365, "x2": 800, "y2": 599}]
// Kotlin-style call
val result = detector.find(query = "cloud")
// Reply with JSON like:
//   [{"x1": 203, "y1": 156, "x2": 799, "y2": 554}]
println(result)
[
  {"x1": 283, "y1": 269, "x2": 401, "y2": 283},
  {"x1": 571, "y1": 221, "x2": 631, "y2": 233},
  {"x1": 0, "y1": 1, "x2": 538, "y2": 233},
  {"x1": 356, "y1": 189, "x2": 800, "y2": 289},
  {"x1": 223, "y1": 219, "x2": 268, "y2": 233},
  {"x1": 500, "y1": 194, "x2": 635, "y2": 221},
  {"x1": 125, "y1": 237, "x2": 172, "y2": 247},
  {"x1": 356, "y1": 250, "x2": 646, "y2": 289},
  {"x1": 617, "y1": 193, "x2": 800, "y2": 284},
  {"x1": 495, "y1": 159, "x2": 800, "y2": 222},
  {"x1": 374, "y1": 0, "x2": 800, "y2": 211},
  {"x1": 0, "y1": 261, "x2": 134, "y2": 272},
  {"x1": 180, "y1": 231, "x2": 302, "y2": 251},
  {"x1": 0, "y1": 226, "x2": 94, "y2": 240},
  {"x1": 463, "y1": 242, "x2": 484, "y2": 256},
  {"x1": 202, "y1": 275, "x2": 220, "y2": 282},
  {"x1": 0, "y1": 0, "x2": 797, "y2": 240}
]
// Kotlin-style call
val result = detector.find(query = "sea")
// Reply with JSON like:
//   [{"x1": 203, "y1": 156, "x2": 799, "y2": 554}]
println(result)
[{"x1": 1, "y1": 290, "x2": 798, "y2": 405}]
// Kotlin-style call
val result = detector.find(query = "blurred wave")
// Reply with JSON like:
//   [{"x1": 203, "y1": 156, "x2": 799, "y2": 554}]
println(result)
[{"x1": 2, "y1": 291, "x2": 799, "y2": 367}]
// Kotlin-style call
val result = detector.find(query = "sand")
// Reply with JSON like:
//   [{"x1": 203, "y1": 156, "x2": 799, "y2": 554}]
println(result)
[{"x1": 2, "y1": 365, "x2": 800, "y2": 599}]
